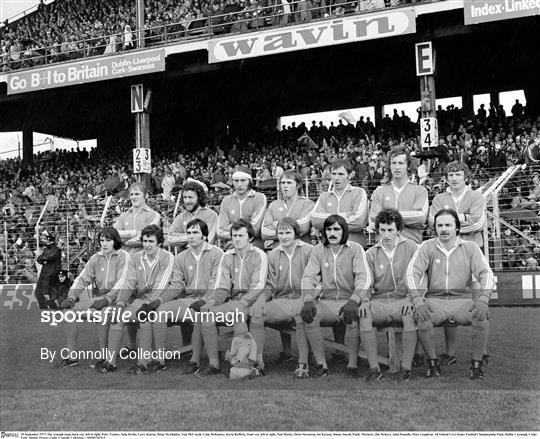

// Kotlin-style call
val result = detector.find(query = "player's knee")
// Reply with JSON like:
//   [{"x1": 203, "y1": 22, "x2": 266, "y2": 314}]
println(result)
[
  {"x1": 359, "y1": 317, "x2": 373, "y2": 332},
  {"x1": 416, "y1": 319, "x2": 433, "y2": 332},
  {"x1": 472, "y1": 317, "x2": 489, "y2": 329},
  {"x1": 402, "y1": 314, "x2": 416, "y2": 332}
]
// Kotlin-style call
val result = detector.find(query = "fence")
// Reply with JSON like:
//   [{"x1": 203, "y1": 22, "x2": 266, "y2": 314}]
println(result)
[
  {"x1": 1, "y1": 0, "x2": 434, "y2": 72},
  {"x1": 3, "y1": 164, "x2": 540, "y2": 284}
]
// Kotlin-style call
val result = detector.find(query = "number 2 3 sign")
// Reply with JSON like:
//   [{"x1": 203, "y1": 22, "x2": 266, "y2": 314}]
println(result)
[{"x1": 133, "y1": 148, "x2": 151, "y2": 173}]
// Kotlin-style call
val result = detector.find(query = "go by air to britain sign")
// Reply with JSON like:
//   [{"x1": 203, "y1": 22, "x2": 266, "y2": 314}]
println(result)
[
  {"x1": 7, "y1": 49, "x2": 166, "y2": 95},
  {"x1": 208, "y1": 8, "x2": 416, "y2": 63},
  {"x1": 464, "y1": 0, "x2": 540, "y2": 24}
]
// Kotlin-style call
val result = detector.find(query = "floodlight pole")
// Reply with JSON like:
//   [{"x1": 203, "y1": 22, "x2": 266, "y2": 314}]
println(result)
[{"x1": 137, "y1": 0, "x2": 145, "y2": 49}]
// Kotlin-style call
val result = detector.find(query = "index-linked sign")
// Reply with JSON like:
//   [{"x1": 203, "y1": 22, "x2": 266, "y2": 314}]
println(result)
[
  {"x1": 208, "y1": 8, "x2": 416, "y2": 63},
  {"x1": 464, "y1": 0, "x2": 540, "y2": 24},
  {"x1": 7, "y1": 49, "x2": 166, "y2": 95}
]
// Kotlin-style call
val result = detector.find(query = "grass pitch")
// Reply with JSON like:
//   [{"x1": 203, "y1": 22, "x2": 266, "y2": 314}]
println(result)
[{"x1": 0, "y1": 306, "x2": 538, "y2": 431}]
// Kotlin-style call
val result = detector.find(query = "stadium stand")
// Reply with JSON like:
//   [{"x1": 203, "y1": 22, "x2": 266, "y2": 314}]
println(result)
[
  {"x1": 1, "y1": 0, "x2": 426, "y2": 71},
  {"x1": 1, "y1": 105, "x2": 539, "y2": 282}
]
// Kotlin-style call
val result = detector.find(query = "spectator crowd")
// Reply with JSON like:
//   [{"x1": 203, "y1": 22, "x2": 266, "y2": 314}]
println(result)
[
  {"x1": 2, "y1": 0, "x2": 423, "y2": 71},
  {"x1": 1, "y1": 101, "x2": 539, "y2": 283}
]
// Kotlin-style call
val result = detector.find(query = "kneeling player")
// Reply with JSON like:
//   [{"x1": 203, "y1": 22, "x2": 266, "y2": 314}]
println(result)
[
  {"x1": 361, "y1": 209, "x2": 418, "y2": 381},
  {"x1": 249, "y1": 217, "x2": 313, "y2": 372},
  {"x1": 152, "y1": 219, "x2": 223, "y2": 373},
  {"x1": 101, "y1": 225, "x2": 174, "y2": 374},
  {"x1": 60, "y1": 227, "x2": 129, "y2": 369},
  {"x1": 300, "y1": 214, "x2": 372, "y2": 378},
  {"x1": 406, "y1": 209, "x2": 494, "y2": 379}
]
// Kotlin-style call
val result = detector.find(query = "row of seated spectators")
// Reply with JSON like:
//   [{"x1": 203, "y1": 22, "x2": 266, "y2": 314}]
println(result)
[
  {"x1": 1, "y1": 105, "x2": 539, "y2": 282},
  {"x1": 1, "y1": 0, "x2": 424, "y2": 71}
]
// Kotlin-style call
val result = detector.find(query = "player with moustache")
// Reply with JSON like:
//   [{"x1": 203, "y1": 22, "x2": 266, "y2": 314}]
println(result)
[
  {"x1": 300, "y1": 214, "x2": 372, "y2": 378},
  {"x1": 406, "y1": 209, "x2": 495, "y2": 380},
  {"x1": 152, "y1": 219, "x2": 223, "y2": 374},
  {"x1": 250, "y1": 217, "x2": 314, "y2": 373},
  {"x1": 428, "y1": 161, "x2": 487, "y2": 366},
  {"x1": 167, "y1": 180, "x2": 218, "y2": 249}
]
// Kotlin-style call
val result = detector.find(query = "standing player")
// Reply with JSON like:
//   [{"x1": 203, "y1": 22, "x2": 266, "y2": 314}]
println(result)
[
  {"x1": 250, "y1": 217, "x2": 313, "y2": 370},
  {"x1": 60, "y1": 227, "x2": 129, "y2": 369},
  {"x1": 198, "y1": 219, "x2": 267, "y2": 376},
  {"x1": 152, "y1": 219, "x2": 223, "y2": 373},
  {"x1": 300, "y1": 214, "x2": 372, "y2": 377},
  {"x1": 113, "y1": 182, "x2": 161, "y2": 353},
  {"x1": 361, "y1": 209, "x2": 418, "y2": 381},
  {"x1": 261, "y1": 170, "x2": 314, "y2": 248},
  {"x1": 100, "y1": 225, "x2": 174, "y2": 374},
  {"x1": 406, "y1": 209, "x2": 494, "y2": 379},
  {"x1": 114, "y1": 182, "x2": 161, "y2": 254},
  {"x1": 217, "y1": 166, "x2": 267, "y2": 249},
  {"x1": 369, "y1": 147, "x2": 428, "y2": 244},
  {"x1": 311, "y1": 159, "x2": 369, "y2": 247},
  {"x1": 168, "y1": 181, "x2": 218, "y2": 249},
  {"x1": 428, "y1": 161, "x2": 486, "y2": 365}
]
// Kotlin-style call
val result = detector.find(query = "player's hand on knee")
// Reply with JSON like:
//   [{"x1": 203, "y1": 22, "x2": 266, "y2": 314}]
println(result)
[
  {"x1": 189, "y1": 299, "x2": 206, "y2": 312},
  {"x1": 339, "y1": 299, "x2": 359, "y2": 324},
  {"x1": 148, "y1": 300, "x2": 161, "y2": 311},
  {"x1": 300, "y1": 301, "x2": 317, "y2": 324},
  {"x1": 91, "y1": 297, "x2": 109, "y2": 310},
  {"x1": 60, "y1": 298, "x2": 75, "y2": 309},
  {"x1": 414, "y1": 303, "x2": 432, "y2": 322},
  {"x1": 469, "y1": 301, "x2": 489, "y2": 320},
  {"x1": 359, "y1": 301, "x2": 370, "y2": 319},
  {"x1": 250, "y1": 297, "x2": 266, "y2": 318},
  {"x1": 200, "y1": 301, "x2": 214, "y2": 312},
  {"x1": 136, "y1": 303, "x2": 151, "y2": 320}
]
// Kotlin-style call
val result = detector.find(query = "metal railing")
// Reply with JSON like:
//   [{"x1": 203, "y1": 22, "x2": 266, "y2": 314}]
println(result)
[{"x1": 1, "y1": 0, "x2": 431, "y2": 72}]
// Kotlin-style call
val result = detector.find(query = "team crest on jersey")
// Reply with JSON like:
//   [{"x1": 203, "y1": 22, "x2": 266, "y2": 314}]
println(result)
[
  {"x1": 279, "y1": 265, "x2": 283, "y2": 270},
  {"x1": 231, "y1": 210, "x2": 235, "y2": 214},
  {"x1": 138, "y1": 266, "x2": 143, "y2": 270},
  {"x1": 279, "y1": 207, "x2": 283, "y2": 212},
  {"x1": 324, "y1": 262, "x2": 329, "y2": 267},
  {"x1": 435, "y1": 259, "x2": 440, "y2": 264},
  {"x1": 385, "y1": 197, "x2": 390, "y2": 201},
  {"x1": 380, "y1": 264, "x2": 384, "y2": 269},
  {"x1": 327, "y1": 202, "x2": 332, "y2": 207},
  {"x1": 444, "y1": 205, "x2": 449, "y2": 209},
  {"x1": 234, "y1": 268, "x2": 239, "y2": 272},
  {"x1": 183, "y1": 221, "x2": 187, "y2": 226},
  {"x1": 188, "y1": 266, "x2": 193, "y2": 271},
  {"x1": 125, "y1": 221, "x2": 129, "y2": 225},
  {"x1": 101, "y1": 267, "x2": 105, "y2": 271}
]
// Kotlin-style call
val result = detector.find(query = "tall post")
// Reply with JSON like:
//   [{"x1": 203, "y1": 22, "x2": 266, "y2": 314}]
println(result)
[
  {"x1": 22, "y1": 128, "x2": 33, "y2": 168},
  {"x1": 415, "y1": 41, "x2": 438, "y2": 150},
  {"x1": 137, "y1": 0, "x2": 145, "y2": 48},
  {"x1": 132, "y1": 84, "x2": 152, "y2": 189}
]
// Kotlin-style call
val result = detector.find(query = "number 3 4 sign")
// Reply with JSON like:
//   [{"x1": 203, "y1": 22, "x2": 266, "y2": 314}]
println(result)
[
  {"x1": 133, "y1": 148, "x2": 152, "y2": 173},
  {"x1": 420, "y1": 117, "x2": 438, "y2": 149}
]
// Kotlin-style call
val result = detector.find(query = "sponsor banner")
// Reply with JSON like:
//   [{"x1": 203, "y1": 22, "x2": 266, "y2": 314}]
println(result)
[
  {"x1": 7, "y1": 49, "x2": 166, "y2": 95},
  {"x1": 208, "y1": 8, "x2": 416, "y2": 63},
  {"x1": 464, "y1": 0, "x2": 540, "y2": 25}
]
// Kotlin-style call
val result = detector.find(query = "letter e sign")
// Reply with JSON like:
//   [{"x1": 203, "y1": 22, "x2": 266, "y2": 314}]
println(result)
[{"x1": 415, "y1": 42, "x2": 434, "y2": 76}]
